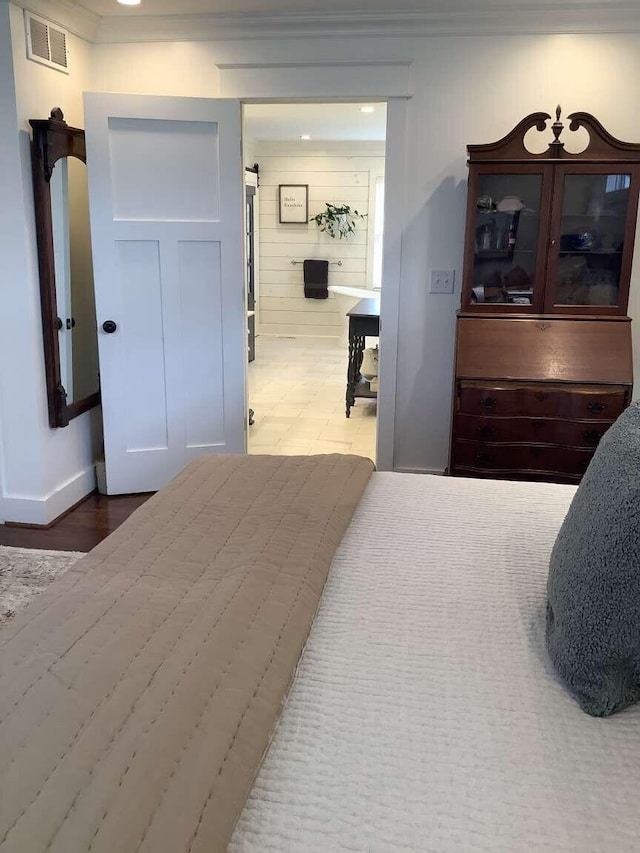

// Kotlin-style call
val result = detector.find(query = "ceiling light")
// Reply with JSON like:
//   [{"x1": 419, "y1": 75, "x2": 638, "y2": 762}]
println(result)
[
  {"x1": 117, "y1": 0, "x2": 141, "y2": 5},
  {"x1": 360, "y1": 106, "x2": 375, "y2": 114},
  {"x1": 300, "y1": 134, "x2": 311, "y2": 140}
]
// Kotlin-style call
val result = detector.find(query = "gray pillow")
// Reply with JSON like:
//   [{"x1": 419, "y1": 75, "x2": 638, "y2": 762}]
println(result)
[{"x1": 546, "y1": 401, "x2": 640, "y2": 717}]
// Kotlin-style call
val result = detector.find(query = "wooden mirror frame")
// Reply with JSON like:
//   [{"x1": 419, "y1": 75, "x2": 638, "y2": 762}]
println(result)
[{"x1": 30, "y1": 107, "x2": 101, "y2": 428}]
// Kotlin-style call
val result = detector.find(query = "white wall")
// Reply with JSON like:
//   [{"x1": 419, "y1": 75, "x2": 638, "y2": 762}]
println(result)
[
  {"x1": 92, "y1": 41, "x2": 221, "y2": 97},
  {"x1": 0, "y1": 2, "x2": 97, "y2": 523},
  {"x1": 393, "y1": 34, "x2": 640, "y2": 473},
  {"x1": 253, "y1": 140, "x2": 384, "y2": 337},
  {"x1": 72, "y1": 30, "x2": 640, "y2": 473},
  {"x1": 243, "y1": 136, "x2": 258, "y2": 171}
]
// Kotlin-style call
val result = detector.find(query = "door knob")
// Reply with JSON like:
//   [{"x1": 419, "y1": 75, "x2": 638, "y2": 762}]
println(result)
[{"x1": 102, "y1": 320, "x2": 117, "y2": 334}]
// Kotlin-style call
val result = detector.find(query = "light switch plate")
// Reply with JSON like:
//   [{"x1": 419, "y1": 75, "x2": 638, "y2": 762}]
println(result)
[{"x1": 430, "y1": 269, "x2": 455, "y2": 294}]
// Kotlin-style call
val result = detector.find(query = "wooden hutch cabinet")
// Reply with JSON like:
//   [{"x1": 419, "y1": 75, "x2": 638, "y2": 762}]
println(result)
[{"x1": 450, "y1": 107, "x2": 640, "y2": 483}]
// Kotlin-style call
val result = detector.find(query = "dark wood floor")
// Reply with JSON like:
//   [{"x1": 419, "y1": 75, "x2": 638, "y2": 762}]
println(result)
[{"x1": 0, "y1": 493, "x2": 151, "y2": 552}]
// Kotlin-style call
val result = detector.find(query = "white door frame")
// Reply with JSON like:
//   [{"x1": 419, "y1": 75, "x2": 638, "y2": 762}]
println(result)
[
  {"x1": 376, "y1": 97, "x2": 407, "y2": 472},
  {"x1": 240, "y1": 96, "x2": 408, "y2": 471}
]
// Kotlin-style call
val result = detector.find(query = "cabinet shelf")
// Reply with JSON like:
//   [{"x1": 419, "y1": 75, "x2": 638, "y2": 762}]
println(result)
[
  {"x1": 558, "y1": 249, "x2": 623, "y2": 255},
  {"x1": 475, "y1": 249, "x2": 514, "y2": 260},
  {"x1": 475, "y1": 249, "x2": 534, "y2": 260},
  {"x1": 562, "y1": 212, "x2": 623, "y2": 218},
  {"x1": 477, "y1": 210, "x2": 535, "y2": 217}
]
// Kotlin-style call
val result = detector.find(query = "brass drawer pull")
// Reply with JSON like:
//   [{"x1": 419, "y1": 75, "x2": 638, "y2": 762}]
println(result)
[
  {"x1": 476, "y1": 452, "x2": 495, "y2": 464},
  {"x1": 587, "y1": 401, "x2": 605, "y2": 413},
  {"x1": 480, "y1": 397, "x2": 497, "y2": 410},
  {"x1": 583, "y1": 429, "x2": 603, "y2": 444},
  {"x1": 477, "y1": 424, "x2": 496, "y2": 437}
]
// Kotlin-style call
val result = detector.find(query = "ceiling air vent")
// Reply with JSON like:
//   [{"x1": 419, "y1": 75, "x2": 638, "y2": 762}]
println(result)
[{"x1": 24, "y1": 11, "x2": 69, "y2": 74}]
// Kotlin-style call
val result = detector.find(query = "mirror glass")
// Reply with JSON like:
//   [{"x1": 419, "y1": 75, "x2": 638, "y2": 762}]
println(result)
[{"x1": 50, "y1": 156, "x2": 99, "y2": 404}]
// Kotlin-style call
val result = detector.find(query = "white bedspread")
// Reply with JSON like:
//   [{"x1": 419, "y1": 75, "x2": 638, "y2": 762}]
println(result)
[{"x1": 230, "y1": 472, "x2": 640, "y2": 852}]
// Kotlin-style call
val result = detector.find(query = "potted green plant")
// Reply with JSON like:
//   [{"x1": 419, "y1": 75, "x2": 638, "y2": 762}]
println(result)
[{"x1": 310, "y1": 203, "x2": 366, "y2": 239}]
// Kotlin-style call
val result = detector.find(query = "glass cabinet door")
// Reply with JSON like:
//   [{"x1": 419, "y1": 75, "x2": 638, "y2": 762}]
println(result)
[
  {"x1": 466, "y1": 171, "x2": 547, "y2": 309},
  {"x1": 549, "y1": 170, "x2": 633, "y2": 310}
]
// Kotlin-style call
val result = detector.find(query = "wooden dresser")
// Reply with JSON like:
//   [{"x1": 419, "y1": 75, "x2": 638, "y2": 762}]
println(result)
[
  {"x1": 450, "y1": 107, "x2": 640, "y2": 484},
  {"x1": 450, "y1": 316, "x2": 632, "y2": 483}
]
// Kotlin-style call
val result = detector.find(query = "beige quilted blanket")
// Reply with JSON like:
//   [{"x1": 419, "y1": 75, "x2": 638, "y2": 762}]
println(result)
[{"x1": 0, "y1": 453, "x2": 373, "y2": 853}]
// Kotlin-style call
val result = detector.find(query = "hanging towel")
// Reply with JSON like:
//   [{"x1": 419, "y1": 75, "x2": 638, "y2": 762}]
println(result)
[{"x1": 303, "y1": 259, "x2": 330, "y2": 299}]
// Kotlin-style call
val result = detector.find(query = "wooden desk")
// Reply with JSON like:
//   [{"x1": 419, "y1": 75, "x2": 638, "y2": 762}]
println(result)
[{"x1": 346, "y1": 297, "x2": 380, "y2": 418}]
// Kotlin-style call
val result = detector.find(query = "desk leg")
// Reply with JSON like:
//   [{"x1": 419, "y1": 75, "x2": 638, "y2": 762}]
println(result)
[{"x1": 346, "y1": 333, "x2": 365, "y2": 417}]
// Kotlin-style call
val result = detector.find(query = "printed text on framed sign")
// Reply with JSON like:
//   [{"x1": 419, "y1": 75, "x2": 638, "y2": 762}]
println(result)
[{"x1": 279, "y1": 184, "x2": 309, "y2": 224}]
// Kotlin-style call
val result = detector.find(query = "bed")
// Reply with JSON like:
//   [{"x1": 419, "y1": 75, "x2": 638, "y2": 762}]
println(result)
[{"x1": 1, "y1": 455, "x2": 639, "y2": 852}]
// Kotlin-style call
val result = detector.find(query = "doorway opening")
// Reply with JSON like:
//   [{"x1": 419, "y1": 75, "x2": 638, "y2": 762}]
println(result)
[{"x1": 243, "y1": 102, "x2": 387, "y2": 463}]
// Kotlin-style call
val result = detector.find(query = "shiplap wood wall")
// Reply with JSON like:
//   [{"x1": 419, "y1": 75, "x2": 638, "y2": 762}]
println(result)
[{"x1": 254, "y1": 140, "x2": 385, "y2": 337}]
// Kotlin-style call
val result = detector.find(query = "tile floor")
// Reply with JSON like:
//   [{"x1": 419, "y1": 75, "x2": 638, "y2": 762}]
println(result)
[{"x1": 248, "y1": 336, "x2": 377, "y2": 462}]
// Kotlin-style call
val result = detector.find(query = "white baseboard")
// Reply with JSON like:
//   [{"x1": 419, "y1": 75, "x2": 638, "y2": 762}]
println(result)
[
  {"x1": 392, "y1": 466, "x2": 445, "y2": 476},
  {"x1": 0, "y1": 465, "x2": 97, "y2": 526}
]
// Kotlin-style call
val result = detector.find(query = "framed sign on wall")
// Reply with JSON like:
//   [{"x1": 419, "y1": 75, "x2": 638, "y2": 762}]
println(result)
[{"x1": 278, "y1": 184, "x2": 309, "y2": 223}]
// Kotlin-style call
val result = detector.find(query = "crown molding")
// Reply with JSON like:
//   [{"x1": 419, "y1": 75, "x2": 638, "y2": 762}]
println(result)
[
  {"x1": 94, "y1": 5, "x2": 640, "y2": 45},
  {"x1": 9, "y1": 0, "x2": 640, "y2": 46},
  {"x1": 11, "y1": 0, "x2": 100, "y2": 42}
]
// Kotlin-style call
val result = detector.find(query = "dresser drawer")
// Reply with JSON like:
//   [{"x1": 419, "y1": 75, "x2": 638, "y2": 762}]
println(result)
[
  {"x1": 454, "y1": 414, "x2": 613, "y2": 449},
  {"x1": 451, "y1": 441, "x2": 594, "y2": 477},
  {"x1": 457, "y1": 383, "x2": 628, "y2": 421}
]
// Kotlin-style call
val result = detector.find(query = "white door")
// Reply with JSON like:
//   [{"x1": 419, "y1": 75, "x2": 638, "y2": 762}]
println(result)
[{"x1": 84, "y1": 93, "x2": 246, "y2": 494}]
